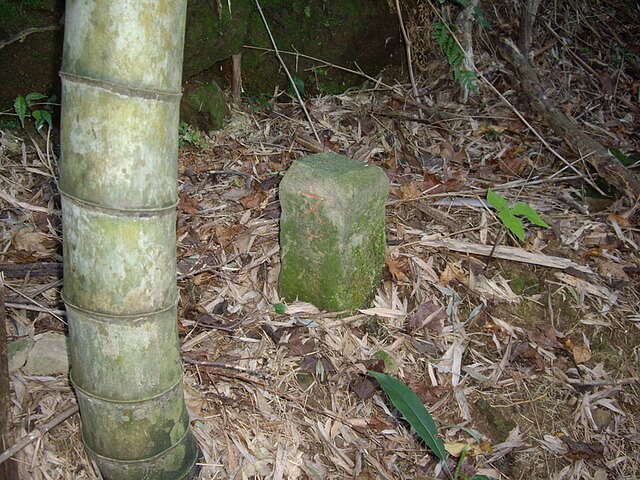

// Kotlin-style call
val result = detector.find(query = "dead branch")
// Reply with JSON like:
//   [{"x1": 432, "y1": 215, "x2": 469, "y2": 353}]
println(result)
[
  {"x1": 456, "y1": 0, "x2": 479, "y2": 102},
  {"x1": 0, "y1": 24, "x2": 60, "y2": 51},
  {"x1": 0, "y1": 277, "x2": 19, "y2": 479},
  {"x1": 499, "y1": 38, "x2": 640, "y2": 200},
  {"x1": 518, "y1": 0, "x2": 542, "y2": 57},
  {"x1": 231, "y1": 53, "x2": 242, "y2": 105},
  {"x1": 253, "y1": 0, "x2": 321, "y2": 144},
  {"x1": 417, "y1": 234, "x2": 593, "y2": 274},
  {"x1": 0, "y1": 262, "x2": 62, "y2": 278}
]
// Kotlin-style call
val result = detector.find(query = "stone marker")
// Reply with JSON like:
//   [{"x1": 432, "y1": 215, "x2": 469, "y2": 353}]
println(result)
[{"x1": 279, "y1": 152, "x2": 389, "y2": 311}]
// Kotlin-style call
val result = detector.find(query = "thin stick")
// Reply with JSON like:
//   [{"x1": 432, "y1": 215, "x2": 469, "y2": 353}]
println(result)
[
  {"x1": 0, "y1": 406, "x2": 79, "y2": 465},
  {"x1": 4, "y1": 302, "x2": 65, "y2": 316},
  {"x1": 0, "y1": 25, "x2": 60, "y2": 51},
  {"x1": 3, "y1": 283, "x2": 66, "y2": 324},
  {"x1": 394, "y1": 0, "x2": 419, "y2": 100},
  {"x1": 243, "y1": 45, "x2": 398, "y2": 92},
  {"x1": 253, "y1": 0, "x2": 321, "y2": 145}
]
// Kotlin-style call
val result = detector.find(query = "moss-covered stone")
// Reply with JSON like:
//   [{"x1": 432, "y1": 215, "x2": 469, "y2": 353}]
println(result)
[
  {"x1": 279, "y1": 153, "x2": 389, "y2": 311},
  {"x1": 183, "y1": 0, "x2": 254, "y2": 78},
  {"x1": 180, "y1": 81, "x2": 229, "y2": 131}
]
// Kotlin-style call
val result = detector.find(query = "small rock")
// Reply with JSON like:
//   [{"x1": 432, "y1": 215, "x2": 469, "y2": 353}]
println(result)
[
  {"x1": 24, "y1": 332, "x2": 69, "y2": 375},
  {"x1": 181, "y1": 81, "x2": 229, "y2": 132}
]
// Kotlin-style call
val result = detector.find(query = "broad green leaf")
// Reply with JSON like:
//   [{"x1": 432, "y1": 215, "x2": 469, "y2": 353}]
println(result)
[
  {"x1": 273, "y1": 303, "x2": 287, "y2": 314},
  {"x1": 511, "y1": 202, "x2": 549, "y2": 228},
  {"x1": 40, "y1": 110, "x2": 53, "y2": 129},
  {"x1": 368, "y1": 370, "x2": 447, "y2": 462},
  {"x1": 486, "y1": 189, "x2": 509, "y2": 211},
  {"x1": 25, "y1": 92, "x2": 47, "y2": 106},
  {"x1": 32, "y1": 110, "x2": 52, "y2": 130},
  {"x1": 498, "y1": 209, "x2": 525, "y2": 241},
  {"x1": 14, "y1": 96, "x2": 26, "y2": 128}
]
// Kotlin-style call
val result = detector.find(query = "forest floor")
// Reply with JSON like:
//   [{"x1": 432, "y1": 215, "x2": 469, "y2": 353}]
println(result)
[{"x1": 1, "y1": 2, "x2": 640, "y2": 480}]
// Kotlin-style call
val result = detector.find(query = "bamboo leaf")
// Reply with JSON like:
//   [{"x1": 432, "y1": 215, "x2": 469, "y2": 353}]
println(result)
[
  {"x1": 14, "y1": 96, "x2": 26, "y2": 128},
  {"x1": 498, "y1": 209, "x2": 525, "y2": 241},
  {"x1": 25, "y1": 92, "x2": 48, "y2": 106},
  {"x1": 610, "y1": 148, "x2": 632, "y2": 166},
  {"x1": 511, "y1": 202, "x2": 549, "y2": 228},
  {"x1": 486, "y1": 189, "x2": 508, "y2": 211},
  {"x1": 368, "y1": 371, "x2": 447, "y2": 462},
  {"x1": 32, "y1": 110, "x2": 52, "y2": 131}
]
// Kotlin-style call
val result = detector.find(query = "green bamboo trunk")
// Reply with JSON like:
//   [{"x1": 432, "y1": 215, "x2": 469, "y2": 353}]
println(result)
[{"x1": 59, "y1": 1, "x2": 199, "y2": 478}]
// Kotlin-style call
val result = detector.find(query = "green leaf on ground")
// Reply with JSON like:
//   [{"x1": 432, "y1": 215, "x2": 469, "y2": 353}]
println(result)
[
  {"x1": 511, "y1": 202, "x2": 549, "y2": 228},
  {"x1": 497, "y1": 209, "x2": 525, "y2": 241},
  {"x1": 486, "y1": 189, "x2": 509, "y2": 211},
  {"x1": 487, "y1": 189, "x2": 549, "y2": 241},
  {"x1": 368, "y1": 370, "x2": 447, "y2": 462}
]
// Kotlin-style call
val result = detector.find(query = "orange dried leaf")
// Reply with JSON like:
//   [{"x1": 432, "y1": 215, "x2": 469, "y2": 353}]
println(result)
[
  {"x1": 572, "y1": 344, "x2": 592, "y2": 364},
  {"x1": 386, "y1": 255, "x2": 409, "y2": 282}
]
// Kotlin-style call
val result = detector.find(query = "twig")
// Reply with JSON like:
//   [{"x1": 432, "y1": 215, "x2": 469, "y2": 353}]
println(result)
[
  {"x1": 243, "y1": 45, "x2": 398, "y2": 92},
  {"x1": 0, "y1": 262, "x2": 62, "y2": 278},
  {"x1": 293, "y1": 132, "x2": 324, "y2": 153},
  {"x1": 4, "y1": 302, "x2": 65, "y2": 316},
  {"x1": 183, "y1": 355, "x2": 270, "y2": 379},
  {"x1": 253, "y1": 0, "x2": 321, "y2": 145},
  {"x1": 394, "y1": 0, "x2": 419, "y2": 100},
  {"x1": 566, "y1": 377, "x2": 639, "y2": 387},
  {"x1": 3, "y1": 283, "x2": 66, "y2": 324},
  {"x1": 0, "y1": 25, "x2": 60, "y2": 51},
  {"x1": 0, "y1": 406, "x2": 79, "y2": 465},
  {"x1": 0, "y1": 191, "x2": 52, "y2": 214}
]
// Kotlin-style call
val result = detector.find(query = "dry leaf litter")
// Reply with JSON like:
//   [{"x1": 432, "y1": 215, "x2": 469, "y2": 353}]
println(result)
[{"x1": 1, "y1": 1, "x2": 639, "y2": 479}]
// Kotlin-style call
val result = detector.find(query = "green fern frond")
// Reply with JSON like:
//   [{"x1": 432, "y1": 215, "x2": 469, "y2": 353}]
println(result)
[
  {"x1": 454, "y1": 68, "x2": 478, "y2": 94},
  {"x1": 432, "y1": 20, "x2": 478, "y2": 93},
  {"x1": 432, "y1": 21, "x2": 451, "y2": 53}
]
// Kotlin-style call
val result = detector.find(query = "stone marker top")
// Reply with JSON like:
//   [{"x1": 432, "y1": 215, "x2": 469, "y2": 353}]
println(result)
[
  {"x1": 281, "y1": 153, "x2": 389, "y2": 220},
  {"x1": 288, "y1": 152, "x2": 386, "y2": 179}
]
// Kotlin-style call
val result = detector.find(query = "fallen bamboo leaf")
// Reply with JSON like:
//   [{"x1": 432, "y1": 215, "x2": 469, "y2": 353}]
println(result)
[{"x1": 368, "y1": 370, "x2": 447, "y2": 462}]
